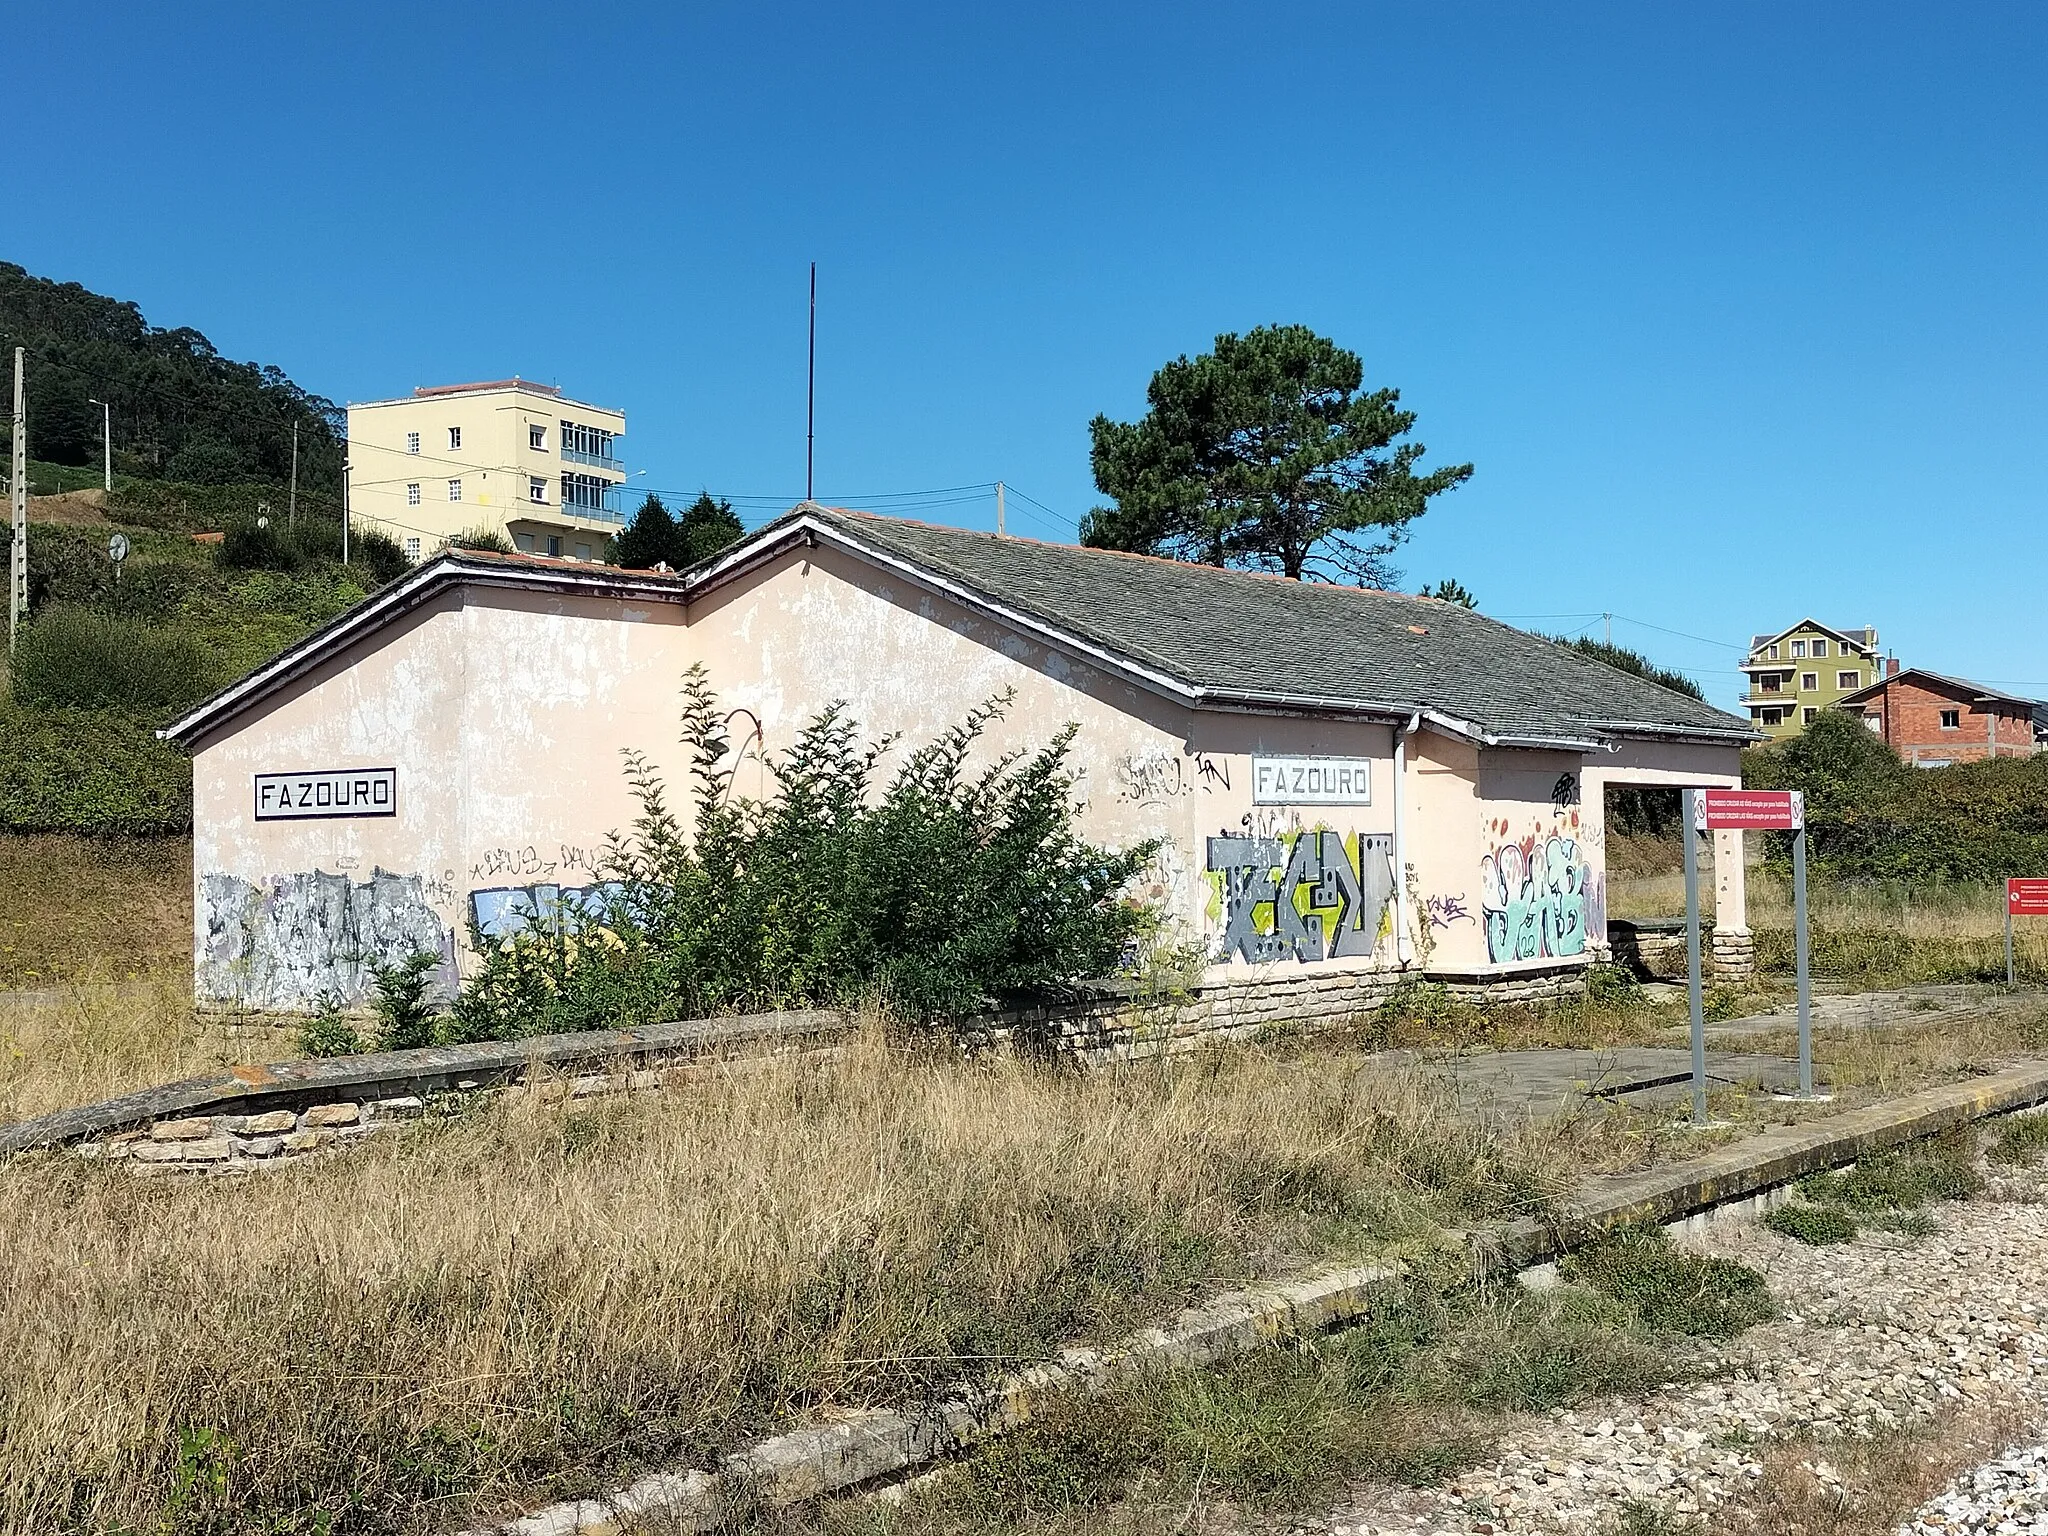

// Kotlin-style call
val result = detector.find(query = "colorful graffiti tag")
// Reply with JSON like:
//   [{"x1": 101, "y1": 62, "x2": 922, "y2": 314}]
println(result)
[
  {"x1": 1480, "y1": 816, "x2": 1601, "y2": 962},
  {"x1": 1205, "y1": 830, "x2": 1395, "y2": 964}
]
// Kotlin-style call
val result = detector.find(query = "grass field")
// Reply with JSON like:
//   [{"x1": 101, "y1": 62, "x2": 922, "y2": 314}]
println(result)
[
  {"x1": 0, "y1": 1021, "x2": 1620, "y2": 1535},
  {"x1": 0, "y1": 834, "x2": 190, "y2": 988}
]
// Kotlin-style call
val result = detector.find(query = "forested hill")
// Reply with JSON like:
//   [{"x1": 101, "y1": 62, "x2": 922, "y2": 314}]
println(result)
[{"x1": 0, "y1": 262, "x2": 341, "y2": 490}]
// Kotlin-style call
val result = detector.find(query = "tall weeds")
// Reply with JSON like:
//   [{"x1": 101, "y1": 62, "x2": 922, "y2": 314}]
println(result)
[{"x1": 0, "y1": 1027, "x2": 1559, "y2": 1535}]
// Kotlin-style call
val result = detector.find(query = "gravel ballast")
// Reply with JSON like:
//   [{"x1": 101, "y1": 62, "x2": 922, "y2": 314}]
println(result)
[{"x1": 1321, "y1": 1165, "x2": 2048, "y2": 1533}]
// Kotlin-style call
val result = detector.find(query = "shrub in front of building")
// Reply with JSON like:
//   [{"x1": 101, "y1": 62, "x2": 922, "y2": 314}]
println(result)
[{"x1": 442, "y1": 667, "x2": 1160, "y2": 1041}]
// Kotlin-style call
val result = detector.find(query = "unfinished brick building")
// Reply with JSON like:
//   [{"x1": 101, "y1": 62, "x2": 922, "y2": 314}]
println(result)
[{"x1": 1837, "y1": 665, "x2": 2041, "y2": 766}]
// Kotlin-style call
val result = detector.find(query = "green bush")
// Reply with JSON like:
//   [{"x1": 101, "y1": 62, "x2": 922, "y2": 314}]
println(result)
[
  {"x1": 1991, "y1": 1112, "x2": 2048, "y2": 1165},
  {"x1": 1798, "y1": 1131, "x2": 1982, "y2": 1210},
  {"x1": 445, "y1": 668, "x2": 1158, "y2": 1041},
  {"x1": 369, "y1": 951, "x2": 445, "y2": 1051},
  {"x1": 9, "y1": 605, "x2": 223, "y2": 714},
  {"x1": 0, "y1": 703, "x2": 192, "y2": 835},
  {"x1": 1561, "y1": 1224, "x2": 1774, "y2": 1338},
  {"x1": 1744, "y1": 710, "x2": 2048, "y2": 884},
  {"x1": 448, "y1": 526, "x2": 513, "y2": 554},
  {"x1": 1762, "y1": 1202, "x2": 1859, "y2": 1245}
]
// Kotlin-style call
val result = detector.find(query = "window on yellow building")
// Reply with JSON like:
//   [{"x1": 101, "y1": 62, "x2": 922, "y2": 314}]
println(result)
[
  {"x1": 1838, "y1": 671, "x2": 1859, "y2": 689},
  {"x1": 1801, "y1": 673, "x2": 1817, "y2": 691}
]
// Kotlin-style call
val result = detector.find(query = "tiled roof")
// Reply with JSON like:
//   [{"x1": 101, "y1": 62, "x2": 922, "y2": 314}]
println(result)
[{"x1": 783, "y1": 507, "x2": 1752, "y2": 746}]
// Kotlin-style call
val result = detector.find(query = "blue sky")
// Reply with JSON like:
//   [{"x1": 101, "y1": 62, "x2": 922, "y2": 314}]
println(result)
[{"x1": 16, "y1": 2, "x2": 2048, "y2": 708}]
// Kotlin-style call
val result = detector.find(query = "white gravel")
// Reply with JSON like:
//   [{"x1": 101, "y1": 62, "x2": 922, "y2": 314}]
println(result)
[
  {"x1": 1904, "y1": 1443, "x2": 2048, "y2": 1533},
  {"x1": 1316, "y1": 1165, "x2": 2048, "y2": 1534}
]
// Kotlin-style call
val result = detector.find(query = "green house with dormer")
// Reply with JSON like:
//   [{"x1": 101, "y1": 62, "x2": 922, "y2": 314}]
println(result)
[{"x1": 1741, "y1": 620, "x2": 1884, "y2": 739}]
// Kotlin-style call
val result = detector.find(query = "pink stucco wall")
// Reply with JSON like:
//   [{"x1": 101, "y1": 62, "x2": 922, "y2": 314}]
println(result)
[{"x1": 186, "y1": 543, "x2": 1746, "y2": 1010}]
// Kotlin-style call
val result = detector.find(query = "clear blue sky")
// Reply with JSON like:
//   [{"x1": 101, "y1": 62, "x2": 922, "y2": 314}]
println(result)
[{"x1": 16, "y1": 3, "x2": 2048, "y2": 708}]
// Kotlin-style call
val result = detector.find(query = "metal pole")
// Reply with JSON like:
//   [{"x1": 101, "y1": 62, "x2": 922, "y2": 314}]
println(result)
[
  {"x1": 996, "y1": 480, "x2": 1005, "y2": 537},
  {"x1": 1685, "y1": 789, "x2": 1707, "y2": 1124},
  {"x1": 289, "y1": 423, "x2": 298, "y2": 530},
  {"x1": 2009, "y1": 899, "x2": 2017, "y2": 990},
  {"x1": 90, "y1": 398, "x2": 111, "y2": 492},
  {"x1": 9, "y1": 348, "x2": 25, "y2": 655},
  {"x1": 806, "y1": 261, "x2": 816, "y2": 503},
  {"x1": 1793, "y1": 813, "x2": 1814, "y2": 1097},
  {"x1": 341, "y1": 450, "x2": 350, "y2": 566}
]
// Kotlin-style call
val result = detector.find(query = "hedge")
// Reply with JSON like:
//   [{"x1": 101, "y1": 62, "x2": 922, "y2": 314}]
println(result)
[{"x1": 0, "y1": 704, "x2": 192, "y2": 835}]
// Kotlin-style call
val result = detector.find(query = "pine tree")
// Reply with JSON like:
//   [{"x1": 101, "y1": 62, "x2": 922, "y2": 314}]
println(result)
[{"x1": 610, "y1": 494, "x2": 682, "y2": 568}]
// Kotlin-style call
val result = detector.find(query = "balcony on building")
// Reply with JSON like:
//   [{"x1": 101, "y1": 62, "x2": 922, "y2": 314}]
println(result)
[
  {"x1": 560, "y1": 472, "x2": 626, "y2": 524},
  {"x1": 559, "y1": 419, "x2": 625, "y2": 475}
]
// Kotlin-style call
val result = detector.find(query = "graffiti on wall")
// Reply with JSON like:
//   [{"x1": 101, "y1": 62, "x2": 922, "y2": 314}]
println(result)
[
  {"x1": 199, "y1": 868, "x2": 455, "y2": 1011},
  {"x1": 1205, "y1": 830, "x2": 1395, "y2": 964},
  {"x1": 1426, "y1": 893, "x2": 1473, "y2": 928},
  {"x1": 469, "y1": 881, "x2": 630, "y2": 939},
  {"x1": 1480, "y1": 815, "x2": 1604, "y2": 963},
  {"x1": 1113, "y1": 748, "x2": 1231, "y2": 805}
]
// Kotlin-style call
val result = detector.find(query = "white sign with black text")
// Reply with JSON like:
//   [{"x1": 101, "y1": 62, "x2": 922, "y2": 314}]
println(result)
[
  {"x1": 1251, "y1": 756, "x2": 1373, "y2": 806},
  {"x1": 254, "y1": 768, "x2": 398, "y2": 821}
]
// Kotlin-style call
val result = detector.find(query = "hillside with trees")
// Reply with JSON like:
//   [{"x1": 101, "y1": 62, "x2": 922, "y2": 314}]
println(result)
[
  {"x1": 0, "y1": 262, "x2": 342, "y2": 492},
  {"x1": 0, "y1": 267, "x2": 406, "y2": 839}
]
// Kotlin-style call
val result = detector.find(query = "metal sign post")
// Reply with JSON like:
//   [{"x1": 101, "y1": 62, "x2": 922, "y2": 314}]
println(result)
[
  {"x1": 1683, "y1": 789, "x2": 1708, "y2": 1124},
  {"x1": 1689, "y1": 788, "x2": 1815, "y2": 1117},
  {"x1": 2009, "y1": 879, "x2": 2048, "y2": 988}
]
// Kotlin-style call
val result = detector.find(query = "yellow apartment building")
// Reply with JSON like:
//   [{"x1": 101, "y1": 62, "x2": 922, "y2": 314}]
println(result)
[{"x1": 344, "y1": 379, "x2": 629, "y2": 562}]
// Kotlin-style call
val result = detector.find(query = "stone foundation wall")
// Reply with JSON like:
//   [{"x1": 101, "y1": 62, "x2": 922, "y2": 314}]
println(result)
[
  {"x1": 1607, "y1": 922, "x2": 1757, "y2": 982},
  {"x1": 966, "y1": 960, "x2": 1591, "y2": 1065},
  {"x1": 43, "y1": 964, "x2": 1599, "y2": 1170}
]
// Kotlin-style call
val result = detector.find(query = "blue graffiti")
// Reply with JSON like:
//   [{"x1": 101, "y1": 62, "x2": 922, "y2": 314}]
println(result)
[{"x1": 469, "y1": 881, "x2": 631, "y2": 939}]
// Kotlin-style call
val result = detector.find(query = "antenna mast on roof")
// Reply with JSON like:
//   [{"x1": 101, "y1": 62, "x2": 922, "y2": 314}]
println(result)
[{"x1": 806, "y1": 262, "x2": 816, "y2": 503}]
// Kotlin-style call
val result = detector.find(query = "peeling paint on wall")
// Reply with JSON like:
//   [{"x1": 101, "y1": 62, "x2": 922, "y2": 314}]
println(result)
[
  {"x1": 1480, "y1": 817, "x2": 1602, "y2": 963},
  {"x1": 1205, "y1": 830, "x2": 1395, "y2": 964},
  {"x1": 199, "y1": 869, "x2": 455, "y2": 1011}
]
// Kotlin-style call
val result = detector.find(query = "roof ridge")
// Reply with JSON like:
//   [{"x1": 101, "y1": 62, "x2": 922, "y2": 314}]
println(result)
[{"x1": 818, "y1": 505, "x2": 1453, "y2": 606}]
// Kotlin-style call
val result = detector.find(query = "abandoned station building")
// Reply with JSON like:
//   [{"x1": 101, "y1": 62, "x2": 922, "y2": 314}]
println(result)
[{"x1": 166, "y1": 505, "x2": 1759, "y2": 1019}]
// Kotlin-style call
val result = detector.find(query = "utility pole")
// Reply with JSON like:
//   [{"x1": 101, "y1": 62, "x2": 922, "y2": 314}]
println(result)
[
  {"x1": 1603, "y1": 612, "x2": 1612, "y2": 646},
  {"x1": 806, "y1": 261, "x2": 816, "y2": 503},
  {"x1": 89, "y1": 397, "x2": 111, "y2": 492},
  {"x1": 9, "y1": 348, "x2": 26, "y2": 655},
  {"x1": 289, "y1": 422, "x2": 298, "y2": 530},
  {"x1": 340, "y1": 447, "x2": 350, "y2": 566},
  {"x1": 996, "y1": 480, "x2": 1005, "y2": 537}
]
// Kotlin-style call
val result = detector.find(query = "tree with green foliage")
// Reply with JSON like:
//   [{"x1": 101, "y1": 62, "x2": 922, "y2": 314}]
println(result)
[
  {"x1": 1547, "y1": 636, "x2": 1706, "y2": 702},
  {"x1": 1081, "y1": 325, "x2": 1472, "y2": 584},
  {"x1": 610, "y1": 494, "x2": 681, "y2": 569},
  {"x1": 0, "y1": 261, "x2": 343, "y2": 486},
  {"x1": 609, "y1": 492, "x2": 742, "y2": 569},
  {"x1": 677, "y1": 492, "x2": 744, "y2": 564},
  {"x1": 1419, "y1": 579, "x2": 1477, "y2": 608}
]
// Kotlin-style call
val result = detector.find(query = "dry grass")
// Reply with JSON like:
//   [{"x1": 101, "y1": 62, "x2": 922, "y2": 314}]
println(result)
[
  {"x1": 0, "y1": 973, "x2": 294, "y2": 1126},
  {"x1": 0, "y1": 1021, "x2": 1591, "y2": 1536},
  {"x1": 0, "y1": 833, "x2": 191, "y2": 987},
  {"x1": 1716, "y1": 1399, "x2": 2039, "y2": 1534}
]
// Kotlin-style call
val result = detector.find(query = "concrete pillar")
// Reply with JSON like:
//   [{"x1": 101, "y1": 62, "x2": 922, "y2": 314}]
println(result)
[{"x1": 1711, "y1": 827, "x2": 1755, "y2": 977}]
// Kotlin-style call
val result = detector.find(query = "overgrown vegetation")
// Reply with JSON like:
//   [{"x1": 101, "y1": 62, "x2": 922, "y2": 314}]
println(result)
[
  {"x1": 432, "y1": 670, "x2": 1159, "y2": 1041},
  {"x1": 1560, "y1": 1223, "x2": 1774, "y2": 1338},
  {"x1": 0, "y1": 1031, "x2": 1589, "y2": 1533},
  {"x1": 1746, "y1": 709, "x2": 2048, "y2": 884},
  {"x1": 1762, "y1": 1129, "x2": 1982, "y2": 1245},
  {"x1": 4, "y1": 505, "x2": 410, "y2": 834}
]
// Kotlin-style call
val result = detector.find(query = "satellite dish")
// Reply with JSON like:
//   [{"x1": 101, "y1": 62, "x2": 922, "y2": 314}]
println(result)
[{"x1": 108, "y1": 533, "x2": 131, "y2": 563}]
